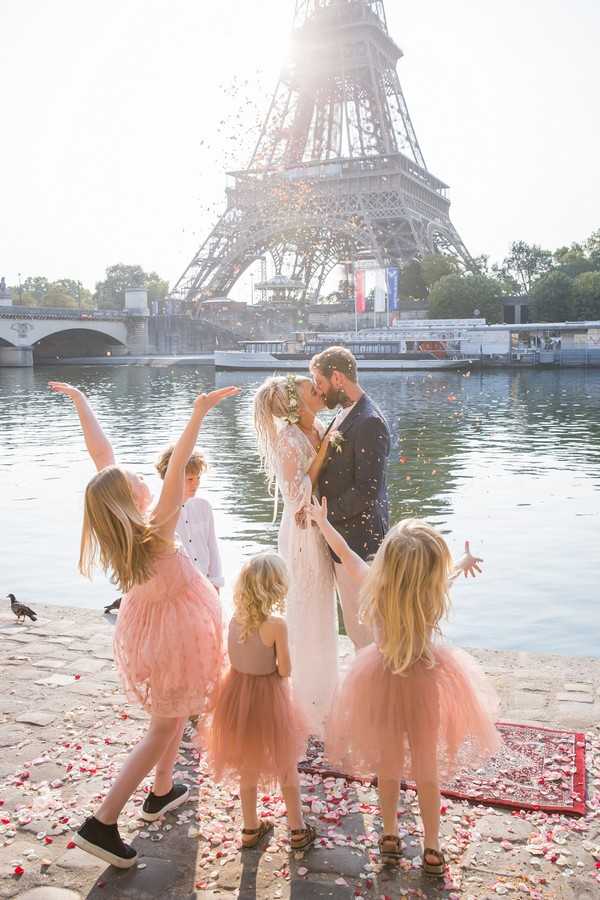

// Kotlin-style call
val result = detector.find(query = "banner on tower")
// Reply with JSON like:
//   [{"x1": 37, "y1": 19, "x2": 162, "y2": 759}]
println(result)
[
  {"x1": 354, "y1": 270, "x2": 366, "y2": 314},
  {"x1": 386, "y1": 267, "x2": 400, "y2": 311}
]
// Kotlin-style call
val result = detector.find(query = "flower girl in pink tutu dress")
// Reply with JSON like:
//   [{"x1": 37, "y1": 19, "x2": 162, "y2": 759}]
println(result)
[
  {"x1": 49, "y1": 380, "x2": 237, "y2": 868},
  {"x1": 307, "y1": 497, "x2": 500, "y2": 877},
  {"x1": 208, "y1": 552, "x2": 316, "y2": 851}
]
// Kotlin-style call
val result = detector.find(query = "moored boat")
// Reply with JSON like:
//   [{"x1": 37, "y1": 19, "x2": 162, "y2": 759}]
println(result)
[{"x1": 215, "y1": 331, "x2": 473, "y2": 371}]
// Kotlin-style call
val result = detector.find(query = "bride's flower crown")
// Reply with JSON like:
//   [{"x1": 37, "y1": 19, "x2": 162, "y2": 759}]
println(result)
[{"x1": 283, "y1": 374, "x2": 300, "y2": 426}]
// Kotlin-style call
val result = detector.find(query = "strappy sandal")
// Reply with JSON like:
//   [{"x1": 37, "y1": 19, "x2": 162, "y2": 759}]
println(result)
[
  {"x1": 241, "y1": 819, "x2": 274, "y2": 848},
  {"x1": 422, "y1": 847, "x2": 446, "y2": 877},
  {"x1": 378, "y1": 834, "x2": 403, "y2": 865},
  {"x1": 290, "y1": 823, "x2": 317, "y2": 851}
]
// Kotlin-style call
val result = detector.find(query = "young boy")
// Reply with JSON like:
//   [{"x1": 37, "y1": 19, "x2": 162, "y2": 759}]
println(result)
[{"x1": 155, "y1": 447, "x2": 224, "y2": 593}]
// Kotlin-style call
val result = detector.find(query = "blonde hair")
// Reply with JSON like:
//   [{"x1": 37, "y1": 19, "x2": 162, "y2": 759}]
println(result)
[
  {"x1": 360, "y1": 519, "x2": 452, "y2": 674},
  {"x1": 233, "y1": 552, "x2": 288, "y2": 641},
  {"x1": 79, "y1": 465, "x2": 168, "y2": 593},
  {"x1": 155, "y1": 446, "x2": 207, "y2": 480},
  {"x1": 253, "y1": 375, "x2": 311, "y2": 489}
]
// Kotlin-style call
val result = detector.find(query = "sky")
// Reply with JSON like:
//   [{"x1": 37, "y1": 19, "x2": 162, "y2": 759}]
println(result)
[{"x1": 1, "y1": 0, "x2": 599, "y2": 299}]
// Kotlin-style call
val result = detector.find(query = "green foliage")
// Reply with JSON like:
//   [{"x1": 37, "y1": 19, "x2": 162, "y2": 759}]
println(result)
[
  {"x1": 428, "y1": 273, "x2": 504, "y2": 323},
  {"x1": 573, "y1": 271, "x2": 600, "y2": 320},
  {"x1": 12, "y1": 276, "x2": 93, "y2": 309},
  {"x1": 585, "y1": 229, "x2": 600, "y2": 269},
  {"x1": 94, "y1": 264, "x2": 169, "y2": 309},
  {"x1": 420, "y1": 253, "x2": 458, "y2": 290},
  {"x1": 553, "y1": 244, "x2": 594, "y2": 279},
  {"x1": 530, "y1": 271, "x2": 576, "y2": 322},
  {"x1": 399, "y1": 259, "x2": 427, "y2": 300},
  {"x1": 499, "y1": 241, "x2": 553, "y2": 294}
]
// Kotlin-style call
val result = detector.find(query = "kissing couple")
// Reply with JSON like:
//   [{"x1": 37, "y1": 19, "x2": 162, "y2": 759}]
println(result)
[{"x1": 252, "y1": 346, "x2": 391, "y2": 733}]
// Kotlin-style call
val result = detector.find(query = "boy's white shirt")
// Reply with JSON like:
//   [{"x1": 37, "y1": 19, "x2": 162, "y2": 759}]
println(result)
[{"x1": 175, "y1": 496, "x2": 224, "y2": 588}]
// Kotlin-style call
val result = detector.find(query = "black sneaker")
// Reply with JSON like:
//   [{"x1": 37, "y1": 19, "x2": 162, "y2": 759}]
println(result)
[
  {"x1": 141, "y1": 783, "x2": 190, "y2": 822},
  {"x1": 73, "y1": 816, "x2": 138, "y2": 869}
]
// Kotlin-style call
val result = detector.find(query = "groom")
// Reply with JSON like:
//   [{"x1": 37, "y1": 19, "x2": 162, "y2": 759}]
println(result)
[{"x1": 309, "y1": 346, "x2": 390, "y2": 649}]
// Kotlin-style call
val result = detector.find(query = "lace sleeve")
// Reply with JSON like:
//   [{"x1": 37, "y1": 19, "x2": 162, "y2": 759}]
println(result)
[{"x1": 275, "y1": 426, "x2": 312, "y2": 511}]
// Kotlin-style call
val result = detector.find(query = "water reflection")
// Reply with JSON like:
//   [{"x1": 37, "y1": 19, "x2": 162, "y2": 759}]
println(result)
[{"x1": 1, "y1": 365, "x2": 599, "y2": 655}]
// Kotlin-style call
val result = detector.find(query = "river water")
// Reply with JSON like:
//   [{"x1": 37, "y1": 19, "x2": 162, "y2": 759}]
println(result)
[{"x1": 1, "y1": 364, "x2": 599, "y2": 656}]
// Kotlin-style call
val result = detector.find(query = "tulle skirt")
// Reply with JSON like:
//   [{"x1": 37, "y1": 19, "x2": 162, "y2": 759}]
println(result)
[
  {"x1": 208, "y1": 668, "x2": 309, "y2": 787},
  {"x1": 326, "y1": 643, "x2": 501, "y2": 781},
  {"x1": 113, "y1": 552, "x2": 223, "y2": 719}
]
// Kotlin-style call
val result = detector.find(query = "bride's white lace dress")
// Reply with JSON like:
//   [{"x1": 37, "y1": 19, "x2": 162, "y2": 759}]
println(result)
[{"x1": 275, "y1": 423, "x2": 338, "y2": 734}]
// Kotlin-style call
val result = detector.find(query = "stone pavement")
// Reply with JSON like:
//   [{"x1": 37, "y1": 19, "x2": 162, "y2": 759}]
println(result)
[{"x1": 1, "y1": 604, "x2": 600, "y2": 900}]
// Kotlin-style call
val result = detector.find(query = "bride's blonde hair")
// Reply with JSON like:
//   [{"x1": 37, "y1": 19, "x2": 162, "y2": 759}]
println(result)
[
  {"x1": 79, "y1": 465, "x2": 168, "y2": 593},
  {"x1": 253, "y1": 375, "x2": 312, "y2": 490},
  {"x1": 360, "y1": 519, "x2": 452, "y2": 674},
  {"x1": 233, "y1": 552, "x2": 288, "y2": 641}
]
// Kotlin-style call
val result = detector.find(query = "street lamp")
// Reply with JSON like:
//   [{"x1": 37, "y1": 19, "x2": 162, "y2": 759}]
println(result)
[
  {"x1": 250, "y1": 272, "x2": 255, "y2": 305},
  {"x1": 17, "y1": 273, "x2": 22, "y2": 306}
]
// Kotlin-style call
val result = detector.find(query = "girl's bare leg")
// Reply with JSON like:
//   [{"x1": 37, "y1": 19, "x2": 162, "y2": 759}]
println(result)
[
  {"x1": 410, "y1": 731, "x2": 441, "y2": 857},
  {"x1": 414, "y1": 776, "x2": 441, "y2": 854},
  {"x1": 279, "y1": 768, "x2": 304, "y2": 832},
  {"x1": 95, "y1": 715, "x2": 181, "y2": 824},
  {"x1": 377, "y1": 775, "x2": 400, "y2": 836},
  {"x1": 240, "y1": 771, "x2": 259, "y2": 832},
  {"x1": 153, "y1": 717, "x2": 187, "y2": 795}
]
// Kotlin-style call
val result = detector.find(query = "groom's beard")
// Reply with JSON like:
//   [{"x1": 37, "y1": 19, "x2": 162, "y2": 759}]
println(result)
[{"x1": 324, "y1": 385, "x2": 347, "y2": 409}]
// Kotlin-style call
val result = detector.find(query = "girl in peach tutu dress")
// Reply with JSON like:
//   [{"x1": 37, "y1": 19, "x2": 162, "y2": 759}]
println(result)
[
  {"x1": 49, "y1": 380, "x2": 238, "y2": 869},
  {"x1": 208, "y1": 552, "x2": 317, "y2": 851},
  {"x1": 307, "y1": 497, "x2": 501, "y2": 877}
]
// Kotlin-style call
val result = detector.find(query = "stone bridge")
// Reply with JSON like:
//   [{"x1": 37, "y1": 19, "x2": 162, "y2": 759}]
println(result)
[{"x1": 0, "y1": 307, "x2": 149, "y2": 366}]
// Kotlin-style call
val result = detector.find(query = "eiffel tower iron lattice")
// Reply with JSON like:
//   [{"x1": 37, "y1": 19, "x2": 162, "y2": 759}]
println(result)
[{"x1": 170, "y1": 0, "x2": 474, "y2": 304}]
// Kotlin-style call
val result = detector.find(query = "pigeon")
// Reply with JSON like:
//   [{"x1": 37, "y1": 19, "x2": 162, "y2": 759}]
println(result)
[
  {"x1": 8, "y1": 593, "x2": 37, "y2": 623},
  {"x1": 103, "y1": 597, "x2": 122, "y2": 615}
]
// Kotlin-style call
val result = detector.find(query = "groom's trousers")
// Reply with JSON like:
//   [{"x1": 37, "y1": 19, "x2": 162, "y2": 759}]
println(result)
[{"x1": 334, "y1": 563, "x2": 373, "y2": 650}]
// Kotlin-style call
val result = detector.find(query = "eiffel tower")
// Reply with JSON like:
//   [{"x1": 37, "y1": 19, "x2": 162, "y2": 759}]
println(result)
[{"x1": 170, "y1": 0, "x2": 474, "y2": 304}]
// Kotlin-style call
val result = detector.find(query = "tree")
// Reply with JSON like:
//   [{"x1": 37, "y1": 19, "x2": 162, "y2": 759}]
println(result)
[
  {"x1": 420, "y1": 253, "x2": 458, "y2": 291},
  {"x1": 529, "y1": 271, "x2": 575, "y2": 322},
  {"x1": 573, "y1": 271, "x2": 600, "y2": 320},
  {"x1": 553, "y1": 244, "x2": 593, "y2": 279},
  {"x1": 12, "y1": 276, "x2": 93, "y2": 308},
  {"x1": 500, "y1": 240, "x2": 553, "y2": 294},
  {"x1": 585, "y1": 229, "x2": 600, "y2": 270},
  {"x1": 94, "y1": 264, "x2": 169, "y2": 309},
  {"x1": 428, "y1": 273, "x2": 504, "y2": 323},
  {"x1": 399, "y1": 259, "x2": 427, "y2": 300}
]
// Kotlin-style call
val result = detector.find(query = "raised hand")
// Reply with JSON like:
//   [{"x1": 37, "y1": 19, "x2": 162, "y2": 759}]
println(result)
[
  {"x1": 456, "y1": 540, "x2": 483, "y2": 578},
  {"x1": 307, "y1": 495, "x2": 328, "y2": 527},
  {"x1": 48, "y1": 381, "x2": 83, "y2": 401},
  {"x1": 194, "y1": 386, "x2": 239, "y2": 416}
]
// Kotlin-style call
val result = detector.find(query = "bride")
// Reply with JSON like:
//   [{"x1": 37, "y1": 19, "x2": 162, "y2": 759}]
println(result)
[{"x1": 253, "y1": 374, "x2": 337, "y2": 734}]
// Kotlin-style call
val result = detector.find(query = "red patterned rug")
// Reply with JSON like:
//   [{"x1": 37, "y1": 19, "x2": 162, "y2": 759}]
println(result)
[{"x1": 298, "y1": 722, "x2": 587, "y2": 816}]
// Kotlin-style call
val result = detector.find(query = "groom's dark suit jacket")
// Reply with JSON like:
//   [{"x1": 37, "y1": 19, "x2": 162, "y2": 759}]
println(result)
[{"x1": 318, "y1": 393, "x2": 391, "y2": 561}]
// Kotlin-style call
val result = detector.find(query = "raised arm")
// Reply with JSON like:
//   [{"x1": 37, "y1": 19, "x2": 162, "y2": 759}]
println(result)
[
  {"x1": 307, "y1": 496, "x2": 369, "y2": 585},
  {"x1": 326, "y1": 416, "x2": 390, "y2": 523},
  {"x1": 48, "y1": 382, "x2": 115, "y2": 471},
  {"x1": 152, "y1": 386, "x2": 238, "y2": 539},
  {"x1": 306, "y1": 431, "x2": 333, "y2": 487},
  {"x1": 449, "y1": 541, "x2": 483, "y2": 584}
]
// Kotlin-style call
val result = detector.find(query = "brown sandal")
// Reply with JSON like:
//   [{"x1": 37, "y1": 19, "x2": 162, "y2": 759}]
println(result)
[
  {"x1": 241, "y1": 819, "x2": 274, "y2": 848},
  {"x1": 422, "y1": 847, "x2": 446, "y2": 877},
  {"x1": 290, "y1": 823, "x2": 317, "y2": 851},
  {"x1": 378, "y1": 834, "x2": 403, "y2": 865}
]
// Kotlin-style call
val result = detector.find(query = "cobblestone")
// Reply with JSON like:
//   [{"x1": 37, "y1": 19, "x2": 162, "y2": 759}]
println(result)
[{"x1": 1, "y1": 604, "x2": 599, "y2": 899}]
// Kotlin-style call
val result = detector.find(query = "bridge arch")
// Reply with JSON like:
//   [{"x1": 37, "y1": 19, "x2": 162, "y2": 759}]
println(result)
[{"x1": 33, "y1": 327, "x2": 128, "y2": 362}]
